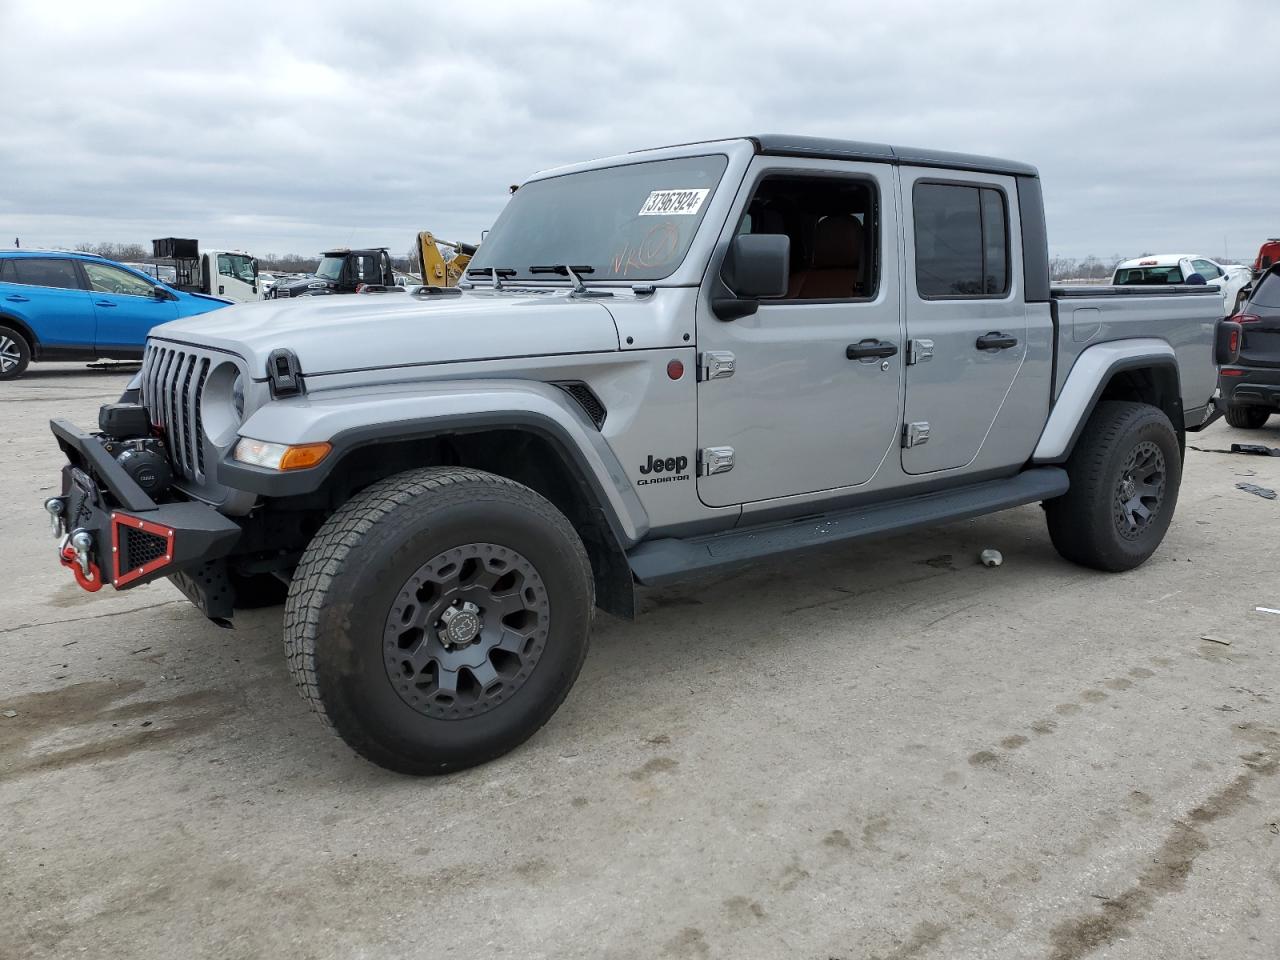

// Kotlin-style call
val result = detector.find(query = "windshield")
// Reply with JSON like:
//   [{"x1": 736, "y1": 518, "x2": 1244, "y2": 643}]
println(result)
[
  {"x1": 217, "y1": 253, "x2": 256, "y2": 284},
  {"x1": 469, "y1": 154, "x2": 729, "y2": 282},
  {"x1": 315, "y1": 256, "x2": 345, "y2": 281},
  {"x1": 1114, "y1": 265, "x2": 1184, "y2": 285}
]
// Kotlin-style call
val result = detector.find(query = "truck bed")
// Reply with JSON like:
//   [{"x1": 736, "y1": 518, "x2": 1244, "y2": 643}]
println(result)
[{"x1": 1050, "y1": 285, "x2": 1221, "y2": 410}]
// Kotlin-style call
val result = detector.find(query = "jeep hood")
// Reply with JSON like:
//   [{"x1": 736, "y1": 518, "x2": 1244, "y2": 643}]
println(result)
[{"x1": 148, "y1": 290, "x2": 621, "y2": 375}]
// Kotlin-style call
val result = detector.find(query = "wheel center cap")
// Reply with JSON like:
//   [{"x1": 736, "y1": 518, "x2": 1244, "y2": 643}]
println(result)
[
  {"x1": 1119, "y1": 477, "x2": 1137, "y2": 501},
  {"x1": 440, "y1": 602, "x2": 482, "y2": 646}
]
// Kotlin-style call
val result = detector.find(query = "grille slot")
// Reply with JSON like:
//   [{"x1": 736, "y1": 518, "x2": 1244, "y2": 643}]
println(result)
[
  {"x1": 122, "y1": 525, "x2": 168, "y2": 572},
  {"x1": 193, "y1": 359, "x2": 210, "y2": 476},
  {"x1": 140, "y1": 344, "x2": 222, "y2": 484}
]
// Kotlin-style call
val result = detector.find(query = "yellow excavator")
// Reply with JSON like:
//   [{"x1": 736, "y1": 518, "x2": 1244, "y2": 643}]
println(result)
[{"x1": 415, "y1": 231, "x2": 477, "y2": 287}]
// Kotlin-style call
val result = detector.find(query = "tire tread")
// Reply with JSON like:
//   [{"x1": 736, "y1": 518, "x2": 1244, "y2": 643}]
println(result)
[
  {"x1": 283, "y1": 466, "x2": 593, "y2": 771},
  {"x1": 1224, "y1": 404, "x2": 1271, "y2": 430},
  {"x1": 1045, "y1": 401, "x2": 1180, "y2": 571}
]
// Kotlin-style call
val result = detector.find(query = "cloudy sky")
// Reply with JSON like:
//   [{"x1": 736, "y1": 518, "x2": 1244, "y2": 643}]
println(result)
[{"x1": 2, "y1": 0, "x2": 1276, "y2": 262}]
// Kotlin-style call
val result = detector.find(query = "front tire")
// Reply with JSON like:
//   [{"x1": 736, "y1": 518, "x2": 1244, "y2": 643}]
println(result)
[
  {"x1": 284, "y1": 467, "x2": 594, "y2": 775},
  {"x1": 0, "y1": 326, "x2": 32, "y2": 380},
  {"x1": 1224, "y1": 404, "x2": 1271, "y2": 429},
  {"x1": 1046, "y1": 401, "x2": 1181, "y2": 572}
]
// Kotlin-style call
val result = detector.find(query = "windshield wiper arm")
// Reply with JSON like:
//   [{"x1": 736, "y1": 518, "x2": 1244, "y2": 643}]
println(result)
[
  {"x1": 466, "y1": 266, "x2": 516, "y2": 290},
  {"x1": 530, "y1": 264, "x2": 594, "y2": 294}
]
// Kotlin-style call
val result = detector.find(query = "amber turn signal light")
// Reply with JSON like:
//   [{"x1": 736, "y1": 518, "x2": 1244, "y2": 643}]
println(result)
[{"x1": 278, "y1": 442, "x2": 332, "y2": 471}]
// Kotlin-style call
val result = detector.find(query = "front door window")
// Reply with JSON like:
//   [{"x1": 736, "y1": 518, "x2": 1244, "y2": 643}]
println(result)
[{"x1": 83, "y1": 262, "x2": 156, "y2": 297}]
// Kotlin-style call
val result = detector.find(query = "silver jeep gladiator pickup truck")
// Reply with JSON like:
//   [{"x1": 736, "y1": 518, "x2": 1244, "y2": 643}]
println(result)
[{"x1": 46, "y1": 135, "x2": 1239, "y2": 774}]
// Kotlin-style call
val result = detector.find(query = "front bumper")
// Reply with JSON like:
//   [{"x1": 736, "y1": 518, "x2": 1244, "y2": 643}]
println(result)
[
  {"x1": 47, "y1": 418, "x2": 241, "y2": 593},
  {"x1": 1220, "y1": 366, "x2": 1280, "y2": 408}
]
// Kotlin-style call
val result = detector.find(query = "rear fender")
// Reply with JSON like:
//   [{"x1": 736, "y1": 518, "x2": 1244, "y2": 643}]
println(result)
[
  {"x1": 0, "y1": 312, "x2": 38, "y2": 355},
  {"x1": 1033, "y1": 339, "x2": 1180, "y2": 463}
]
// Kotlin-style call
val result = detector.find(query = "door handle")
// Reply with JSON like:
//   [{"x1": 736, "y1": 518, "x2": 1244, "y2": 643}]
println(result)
[
  {"x1": 5, "y1": 294, "x2": 30, "y2": 302},
  {"x1": 846, "y1": 339, "x2": 898, "y2": 360},
  {"x1": 94, "y1": 300, "x2": 118, "y2": 308},
  {"x1": 976, "y1": 332, "x2": 1018, "y2": 350}
]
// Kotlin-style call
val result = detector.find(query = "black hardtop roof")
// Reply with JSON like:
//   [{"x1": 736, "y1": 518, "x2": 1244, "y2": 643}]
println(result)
[{"x1": 750, "y1": 134, "x2": 1038, "y2": 178}]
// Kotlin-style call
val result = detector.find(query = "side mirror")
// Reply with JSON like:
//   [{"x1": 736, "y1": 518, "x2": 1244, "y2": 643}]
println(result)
[
  {"x1": 723, "y1": 234, "x2": 789, "y2": 299},
  {"x1": 153, "y1": 286, "x2": 176, "y2": 301},
  {"x1": 713, "y1": 234, "x2": 790, "y2": 320},
  {"x1": 1216, "y1": 319, "x2": 1242, "y2": 366}
]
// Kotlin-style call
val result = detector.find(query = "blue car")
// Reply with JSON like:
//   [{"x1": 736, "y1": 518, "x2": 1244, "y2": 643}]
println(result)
[{"x1": 0, "y1": 250, "x2": 231, "y2": 380}]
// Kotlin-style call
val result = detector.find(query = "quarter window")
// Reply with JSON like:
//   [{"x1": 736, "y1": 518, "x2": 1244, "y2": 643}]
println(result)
[
  {"x1": 913, "y1": 183, "x2": 1010, "y2": 298},
  {"x1": 83, "y1": 262, "x2": 157, "y2": 298},
  {"x1": 7, "y1": 258, "x2": 84, "y2": 290}
]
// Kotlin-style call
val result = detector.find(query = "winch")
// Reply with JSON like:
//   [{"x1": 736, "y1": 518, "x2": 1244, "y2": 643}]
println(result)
[{"x1": 97, "y1": 403, "x2": 173, "y2": 497}]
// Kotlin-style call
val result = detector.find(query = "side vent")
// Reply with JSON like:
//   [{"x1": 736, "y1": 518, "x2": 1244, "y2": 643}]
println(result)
[{"x1": 554, "y1": 382, "x2": 607, "y2": 429}]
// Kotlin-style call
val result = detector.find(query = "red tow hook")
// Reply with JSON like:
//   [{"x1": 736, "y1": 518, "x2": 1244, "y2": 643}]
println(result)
[{"x1": 59, "y1": 537, "x2": 103, "y2": 593}]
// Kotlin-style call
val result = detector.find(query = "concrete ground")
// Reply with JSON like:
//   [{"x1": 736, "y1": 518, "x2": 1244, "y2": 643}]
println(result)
[{"x1": 1, "y1": 363, "x2": 1278, "y2": 960}]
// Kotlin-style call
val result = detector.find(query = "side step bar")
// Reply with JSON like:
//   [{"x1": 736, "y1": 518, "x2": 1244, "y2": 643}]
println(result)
[{"x1": 627, "y1": 467, "x2": 1069, "y2": 587}]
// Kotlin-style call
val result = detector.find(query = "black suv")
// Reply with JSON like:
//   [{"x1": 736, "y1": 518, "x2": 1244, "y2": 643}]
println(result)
[{"x1": 1221, "y1": 264, "x2": 1280, "y2": 429}]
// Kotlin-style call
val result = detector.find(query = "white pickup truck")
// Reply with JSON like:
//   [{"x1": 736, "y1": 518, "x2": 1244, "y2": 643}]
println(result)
[{"x1": 1112, "y1": 254, "x2": 1251, "y2": 313}]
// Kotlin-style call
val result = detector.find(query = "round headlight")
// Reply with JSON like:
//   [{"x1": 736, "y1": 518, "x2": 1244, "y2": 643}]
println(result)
[{"x1": 200, "y1": 361, "x2": 246, "y2": 446}]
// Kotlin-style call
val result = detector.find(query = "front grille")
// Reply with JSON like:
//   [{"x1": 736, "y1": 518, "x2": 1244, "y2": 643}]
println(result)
[
  {"x1": 122, "y1": 525, "x2": 168, "y2": 572},
  {"x1": 140, "y1": 344, "x2": 215, "y2": 483}
]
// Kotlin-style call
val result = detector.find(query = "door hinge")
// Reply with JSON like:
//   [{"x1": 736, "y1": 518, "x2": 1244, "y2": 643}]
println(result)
[
  {"x1": 906, "y1": 339, "x2": 934, "y2": 365},
  {"x1": 902, "y1": 421, "x2": 930, "y2": 448},
  {"x1": 698, "y1": 350, "x2": 736, "y2": 381},
  {"x1": 698, "y1": 446, "x2": 735, "y2": 476}
]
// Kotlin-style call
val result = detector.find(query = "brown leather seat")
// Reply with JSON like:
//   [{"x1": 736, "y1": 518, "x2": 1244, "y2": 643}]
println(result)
[{"x1": 790, "y1": 215, "x2": 863, "y2": 300}]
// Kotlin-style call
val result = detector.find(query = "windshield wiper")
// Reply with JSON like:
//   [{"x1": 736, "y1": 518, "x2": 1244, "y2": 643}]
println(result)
[
  {"x1": 466, "y1": 266, "x2": 516, "y2": 290},
  {"x1": 530, "y1": 264, "x2": 595, "y2": 294}
]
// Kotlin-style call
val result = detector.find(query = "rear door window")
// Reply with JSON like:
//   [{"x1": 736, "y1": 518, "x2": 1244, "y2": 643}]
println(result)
[
  {"x1": 8, "y1": 258, "x2": 85, "y2": 290},
  {"x1": 913, "y1": 183, "x2": 1009, "y2": 298},
  {"x1": 1192, "y1": 259, "x2": 1222, "y2": 280}
]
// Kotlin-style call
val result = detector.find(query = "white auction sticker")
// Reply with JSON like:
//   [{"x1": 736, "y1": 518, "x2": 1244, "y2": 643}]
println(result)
[{"x1": 638, "y1": 188, "x2": 710, "y2": 216}]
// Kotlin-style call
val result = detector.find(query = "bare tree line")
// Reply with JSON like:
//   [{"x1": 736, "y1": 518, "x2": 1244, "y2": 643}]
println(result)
[
  {"x1": 64, "y1": 243, "x2": 414, "y2": 274},
  {"x1": 1050, "y1": 254, "x2": 1130, "y2": 281},
  {"x1": 53, "y1": 242, "x2": 1205, "y2": 283}
]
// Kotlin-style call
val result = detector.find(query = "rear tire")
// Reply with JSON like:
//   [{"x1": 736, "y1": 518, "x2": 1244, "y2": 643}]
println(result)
[
  {"x1": 0, "y1": 326, "x2": 32, "y2": 380},
  {"x1": 284, "y1": 467, "x2": 594, "y2": 775},
  {"x1": 1224, "y1": 404, "x2": 1271, "y2": 429},
  {"x1": 1046, "y1": 401, "x2": 1181, "y2": 572}
]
